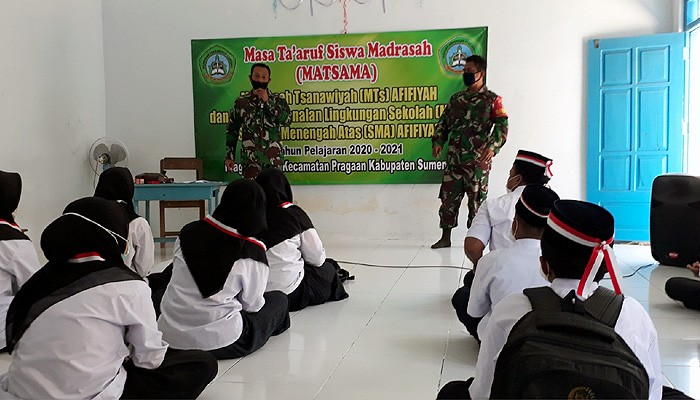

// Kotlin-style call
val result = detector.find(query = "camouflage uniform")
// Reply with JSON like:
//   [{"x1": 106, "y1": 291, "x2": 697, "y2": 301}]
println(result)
[
  {"x1": 432, "y1": 86, "x2": 508, "y2": 229},
  {"x1": 226, "y1": 90, "x2": 292, "y2": 179}
]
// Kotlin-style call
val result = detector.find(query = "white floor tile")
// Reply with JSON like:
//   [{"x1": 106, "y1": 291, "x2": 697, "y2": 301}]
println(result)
[
  {"x1": 410, "y1": 245, "x2": 472, "y2": 269},
  {"x1": 214, "y1": 358, "x2": 242, "y2": 380},
  {"x1": 263, "y1": 320, "x2": 367, "y2": 353},
  {"x1": 440, "y1": 324, "x2": 479, "y2": 385},
  {"x1": 662, "y1": 366, "x2": 700, "y2": 399},
  {"x1": 349, "y1": 322, "x2": 450, "y2": 357},
  {"x1": 199, "y1": 380, "x2": 321, "y2": 400},
  {"x1": 313, "y1": 351, "x2": 443, "y2": 400},
  {"x1": 290, "y1": 291, "x2": 386, "y2": 327},
  {"x1": 335, "y1": 265, "x2": 404, "y2": 292},
  {"x1": 659, "y1": 338, "x2": 700, "y2": 367},
  {"x1": 217, "y1": 349, "x2": 343, "y2": 386},
  {"x1": 391, "y1": 266, "x2": 463, "y2": 294},
  {"x1": 654, "y1": 317, "x2": 700, "y2": 340}
]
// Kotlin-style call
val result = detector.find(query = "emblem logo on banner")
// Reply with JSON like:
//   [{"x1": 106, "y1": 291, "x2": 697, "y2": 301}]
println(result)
[
  {"x1": 199, "y1": 45, "x2": 235, "y2": 84},
  {"x1": 440, "y1": 37, "x2": 476, "y2": 75}
]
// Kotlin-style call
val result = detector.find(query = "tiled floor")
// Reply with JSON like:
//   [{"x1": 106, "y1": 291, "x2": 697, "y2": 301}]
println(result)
[
  {"x1": 198, "y1": 240, "x2": 700, "y2": 399},
  {"x1": 4, "y1": 240, "x2": 700, "y2": 399}
]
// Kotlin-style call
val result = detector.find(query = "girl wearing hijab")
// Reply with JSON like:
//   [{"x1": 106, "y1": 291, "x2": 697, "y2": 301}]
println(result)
[
  {"x1": 158, "y1": 179, "x2": 290, "y2": 359},
  {"x1": 255, "y1": 168, "x2": 349, "y2": 311},
  {"x1": 95, "y1": 167, "x2": 173, "y2": 315},
  {"x1": 94, "y1": 167, "x2": 154, "y2": 277},
  {"x1": 0, "y1": 170, "x2": 41, "y2": 352},
  {"x1": 0, "y1": 197, "x2": 217, "y2": 399}
]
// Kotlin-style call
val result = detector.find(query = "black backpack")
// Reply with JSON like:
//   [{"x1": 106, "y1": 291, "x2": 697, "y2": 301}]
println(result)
[{"x1": 490, "y1": 286, "x2": 649, "y2": 399}]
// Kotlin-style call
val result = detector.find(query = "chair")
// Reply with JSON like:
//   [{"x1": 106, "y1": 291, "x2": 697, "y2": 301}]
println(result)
[{"x1": 159, "y1": 158, "x2": 206, "y2": 247}]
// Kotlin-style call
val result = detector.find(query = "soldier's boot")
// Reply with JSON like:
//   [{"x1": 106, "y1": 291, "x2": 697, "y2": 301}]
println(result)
[{"x1": 431, "y1": 228, "x2": 452, "y2": 249}]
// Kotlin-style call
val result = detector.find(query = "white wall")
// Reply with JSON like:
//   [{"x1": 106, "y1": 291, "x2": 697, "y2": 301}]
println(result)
[
  {"x1": 1, "y1": 1, "x2": 106, "y2": 249},
  {"x1": 102, "y1": 0, "x2": 675, "y2": 242}
]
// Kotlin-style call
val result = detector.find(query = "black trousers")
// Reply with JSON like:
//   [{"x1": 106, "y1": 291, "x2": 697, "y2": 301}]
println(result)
[
  {"x1": 121, "y1": 348, "x2": 217, "y2": 399},
  {"x1": 666, "y1": 277, "x2": 700, "y2": 310},
  {"x1": 210, "y1": 291, "x2": 291, "y2": 359},
  {"x1": 148, "y1": 263, "x2": 173, "y2": 317},
  {"x1": 451, "y1": 270, "x2": 482, "y2": 341},
  {"x1": 287, "y1": 260, "x2": 349, "y2": 312}
]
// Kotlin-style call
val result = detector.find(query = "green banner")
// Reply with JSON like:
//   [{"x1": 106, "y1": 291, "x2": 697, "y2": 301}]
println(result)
[{"x1": 192, "y1": 27, "x2": 488, "y2": 184}]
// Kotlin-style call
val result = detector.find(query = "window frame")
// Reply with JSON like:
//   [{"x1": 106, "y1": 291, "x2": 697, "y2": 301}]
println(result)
[{"x1": 687, "y1": 0, "x2": 700, "y2": 30}]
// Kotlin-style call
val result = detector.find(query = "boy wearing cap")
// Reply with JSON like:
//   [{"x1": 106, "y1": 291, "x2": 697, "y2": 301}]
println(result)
[
  {"x1": 462, "y1": 150, "x2": 553, "y2": 264},
  {"x1": 452, "y1": 185, "x2": 559, "y2": 341},
  {"x1": 438, "y1": 200, "x2": 662, "y2": 400}
]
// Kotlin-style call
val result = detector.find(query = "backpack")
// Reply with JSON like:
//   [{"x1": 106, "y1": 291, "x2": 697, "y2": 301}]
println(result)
[{"x1": 490, "y1": 286, "x2": 649, "y2": 399}]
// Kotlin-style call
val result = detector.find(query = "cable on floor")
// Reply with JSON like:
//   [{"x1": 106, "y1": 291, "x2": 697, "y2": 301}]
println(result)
[
  {"x1": 336, "y1": 260, "x2": 655, "y2": 277},
  {"x1": 621, "y1": 263, "x2": 656, "y2": 278},
  {"x1": 599, "y1": 262, "x2": 656, "y2": 280},
  {"x1": 335, "y1": 260, "x2": 472, "y2": 271}
]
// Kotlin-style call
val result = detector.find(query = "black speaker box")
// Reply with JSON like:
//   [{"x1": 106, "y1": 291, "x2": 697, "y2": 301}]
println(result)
[{"x1": 650, "y1": 174, "x2": 700, "y2": 267}]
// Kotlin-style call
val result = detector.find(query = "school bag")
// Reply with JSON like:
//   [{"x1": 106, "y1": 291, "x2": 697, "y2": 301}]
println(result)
[{"x1": 490, "y1": 286, "x2": 649, "y2": 399}]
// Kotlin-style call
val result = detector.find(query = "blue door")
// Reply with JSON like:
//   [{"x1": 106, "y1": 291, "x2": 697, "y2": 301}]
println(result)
[{"x1": 587, "y1": 33, "x2": 686, "y2": 241}]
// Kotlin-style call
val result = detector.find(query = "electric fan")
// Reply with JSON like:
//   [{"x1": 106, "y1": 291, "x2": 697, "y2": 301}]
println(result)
[{"x1": 88, "y1": 137, "x2": 130, "y2": 183}]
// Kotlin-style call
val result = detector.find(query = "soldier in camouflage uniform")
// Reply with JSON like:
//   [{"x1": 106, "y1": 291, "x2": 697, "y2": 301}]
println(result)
[
  {"x1": 431, "y1": 55, "x2": 508, "y2": 249},
  {"x1": 225, "y1": 63, "x2": 292, "y2": 179}
]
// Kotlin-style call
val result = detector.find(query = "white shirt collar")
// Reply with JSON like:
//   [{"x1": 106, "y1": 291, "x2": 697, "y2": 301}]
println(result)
[
  {"x1": 549, "y1": 278, "x2": 599, "y2": 300},
  {"x1": 512, "y1": 238, "x2": 540, "y2": 248}
]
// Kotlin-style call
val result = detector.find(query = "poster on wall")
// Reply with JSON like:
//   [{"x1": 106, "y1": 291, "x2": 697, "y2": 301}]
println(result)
[{"x1": 192, "y1": 27, "x2": 488, "y2": 184}]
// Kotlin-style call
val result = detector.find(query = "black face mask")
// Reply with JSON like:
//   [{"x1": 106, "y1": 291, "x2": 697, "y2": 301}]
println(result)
[
  {"x1": 251, "y1": 80, "x2": 269, "y2": 90},
  {"x1": 463, "y1": 72, "x2": 477, "y2": 87}
]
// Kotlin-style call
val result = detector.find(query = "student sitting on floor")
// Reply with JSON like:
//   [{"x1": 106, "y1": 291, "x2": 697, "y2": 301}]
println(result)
[
  {"x1": 94, "y1": 167, "x2": 154, "y2": 277},
  {"x1": 255, "y1": 168, "x2": 349, "y2": 311},
  {"x1": 452, "y1": 185, "x2": 558, "y2": 341},
  {"x1": 438, "y1": 200, "x2": 663, "y2": 400},
  {"x1": 464, "y1": 149, "x2": 553, "y2": 267},
  {"x1": 94, "y1": 166, "x2": 171, "y2": 315},
  {"x1": 0, "y1": 170, "x2": 41, "y2": 352},
  {"x1": 158, "y1": 179, "x2": 290, "y2": 359},
  {"x1": 0, "y1": 197, "x2": 217, "y2": 399},
  {"x1": 665, "y1": 261, "x2": 700, "y2": 310}
]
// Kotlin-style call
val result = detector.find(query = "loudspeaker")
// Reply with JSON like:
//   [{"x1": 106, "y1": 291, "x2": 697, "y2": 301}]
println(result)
[{"x1": 650, "y1": 174, "x2": 700, "y2": 267}]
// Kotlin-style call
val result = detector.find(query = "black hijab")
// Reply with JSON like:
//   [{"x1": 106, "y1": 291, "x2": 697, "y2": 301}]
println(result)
[
  {"x1": 256, "y1": 168, "x2": 293, "y2": 208},
  {"x1": 0, "y1": 170, "x2": 28, "y2": 241},
  {"x1": 6, "y1": 197, "x2": 141, "y2": 352},
  {"x1": 179, "y1": 179, "x2": 268, "y2": 298},
  {"x1": 255, "y1": 169, "x2": 314, "y2": 248},
  {"x1": 94, "y1": 167, "x2": 139, "y2": 221}
]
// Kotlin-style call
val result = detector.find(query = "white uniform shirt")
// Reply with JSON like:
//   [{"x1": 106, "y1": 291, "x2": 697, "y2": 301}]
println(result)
[
  {"x1": 266, "y1": 228, "x2": 326, "y2": 294},
  {"x1": 466, "y1": 185, "x2": 525, "y2": 251},
  {"x1": 158, "y1": 238, "x2": 268, "y2": 351},
  {"x1": 469, "y1": 278, "x2": 662, "y2": 400},
  {"x1": 0, "y1": 239, "x2": 41, "y2": 349},
  {"x1": 0, "y1": 279, "x2": 167, "y2": 400},
  {"x1": 467, "y1": 238, "x2": 549, "y2": 339},
  {"x1": 122, "y1": 217, "x2": 155, "y2": 278}
]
